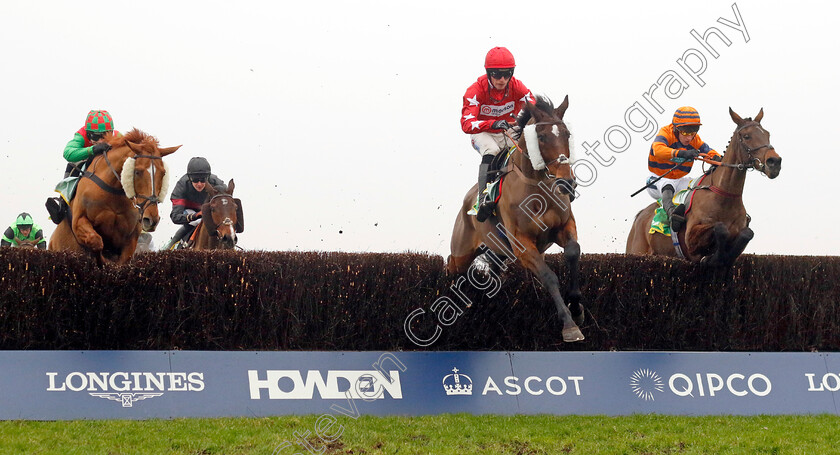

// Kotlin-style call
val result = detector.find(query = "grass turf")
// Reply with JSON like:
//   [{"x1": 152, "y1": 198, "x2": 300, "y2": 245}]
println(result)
[{"x1": 0, "y1": 414, "x2": 837, "y2": 454}]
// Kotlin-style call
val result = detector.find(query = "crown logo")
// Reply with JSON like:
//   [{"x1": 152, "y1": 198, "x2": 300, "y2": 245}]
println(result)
[{"x1": 442, "y1": 367, "x2": 473, "y2": 396}]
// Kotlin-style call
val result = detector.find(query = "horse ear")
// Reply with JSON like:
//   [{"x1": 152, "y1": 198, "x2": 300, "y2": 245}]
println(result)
[
  {"x1": 555, "y1": 95, "x2": 569, "y2": 120},
  {"x1": 205, "y1": 184, "x2": 218, "y2": 198},
  {"x1": 227, "y1": 179, "x2": 235, "y2": 195},
  {"x1": 158, "y1": 145, "x2": 181, "y2": 157},
  {"x1": 125, "y1": 141, "x2": 142, "y2": 154},
  {"x1": 754, "y1": 108, "x2": 764, "y2": 123},
  {"x1": 729, "y1": 107, "x2": 744, "y2": 125}
]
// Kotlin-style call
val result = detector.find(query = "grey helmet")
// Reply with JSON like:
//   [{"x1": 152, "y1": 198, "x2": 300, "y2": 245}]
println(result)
[{"x1": 187, "y1": 157, "x2": 211, "y2": 179}]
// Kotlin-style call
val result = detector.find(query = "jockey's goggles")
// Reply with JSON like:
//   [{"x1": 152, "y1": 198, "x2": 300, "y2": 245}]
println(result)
[
  {"x1": 190, "y1": 175, "x2": 208, "y2": 183},
  {"x1": 88, "y1": 131, "x2": 105, "y2": 141},
  {"x1": 677, "y1": 125, "x2": 700, "y2": 135},
  {"x1": 487, "y1": 69, "x2": 514, "y2": 79}
]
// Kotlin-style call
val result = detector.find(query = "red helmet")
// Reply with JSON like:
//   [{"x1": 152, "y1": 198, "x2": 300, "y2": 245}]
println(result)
[{"x1": 484, "y1": 47, "x2": 515, "y2": 69}]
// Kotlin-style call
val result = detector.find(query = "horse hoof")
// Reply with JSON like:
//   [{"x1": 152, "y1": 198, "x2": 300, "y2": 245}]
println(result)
[{"x1": 562, "y1": 327, "x2": 585, "y2": 342}]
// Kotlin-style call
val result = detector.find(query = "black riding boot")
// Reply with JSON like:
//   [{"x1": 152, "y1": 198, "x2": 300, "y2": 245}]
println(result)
[
  {"x1": 476, "y1": 155, "x2": 496, "y2": 222},
  {"x1": 660, "y1": 185, "x2": 685, "y2": 232},
  {"x1": 163, "y1": 225, "x2": 193, "y2": 250},
  {"x1": 45, "y1": 197, "x2": 67, "y2": 225}
]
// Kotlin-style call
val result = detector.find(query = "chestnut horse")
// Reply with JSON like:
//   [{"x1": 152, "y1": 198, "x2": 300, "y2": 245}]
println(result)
[
  {"x1": 626, "y1": 108, "x2": 781, "y2": 266},
  {"x1": 448, "y1": 95, "x2": 585, "y2": 342},
  {"x1": 193, "y1": 179, "x2": 243, "y2": 250},
  {"x1": 49, "y1": 128, "x2": 180, "y2": 264}
]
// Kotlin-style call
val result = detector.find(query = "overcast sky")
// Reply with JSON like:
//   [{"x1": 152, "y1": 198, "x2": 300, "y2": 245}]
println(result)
[{"x1": 1, "y1": 0, "x2": 836, "y2": 257}]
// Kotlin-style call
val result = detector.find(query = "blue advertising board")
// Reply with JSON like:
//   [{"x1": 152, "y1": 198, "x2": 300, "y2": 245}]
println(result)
[{"x1": 0, "y1": 351, "x2": 837, "y2": 420}]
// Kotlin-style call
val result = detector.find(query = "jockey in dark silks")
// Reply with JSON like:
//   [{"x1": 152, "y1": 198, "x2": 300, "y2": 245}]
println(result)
[
  {"x1": 2, "y1": 212, "x2": 46, "y2": 249},
  {"x1": 163, "y1": 157, "x2": 227, "y2": 250},
  {"x1": 45, "y1": 110, "x2": 120, "y2": 224}
]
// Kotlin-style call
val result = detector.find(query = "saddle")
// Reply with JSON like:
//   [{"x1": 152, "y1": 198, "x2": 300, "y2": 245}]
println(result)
[
  {"x1": 468, "y1": 150, "x2": 513, "y2": 216},
  {"x1": 54, "y1": 157, "x2": 96, "y2": 203},
  {"x1": 648, "y1": 174, "x2": 710, "y2": 236}
]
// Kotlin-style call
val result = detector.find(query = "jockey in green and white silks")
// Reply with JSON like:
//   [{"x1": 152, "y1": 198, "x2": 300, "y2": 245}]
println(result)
[
  {"x1": 45, "y1": 110, "x2": 121, "y2": 225},
  {"x1": 1, "y1": 212, "x2": 46, "y2": 249}
]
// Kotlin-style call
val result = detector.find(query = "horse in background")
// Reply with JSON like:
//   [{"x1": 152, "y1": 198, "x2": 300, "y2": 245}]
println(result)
[
  {"x1": 626, "y1": 108, "x2": 781, "y2": 266},
  {"x1": 12, "y1": 239, "x2": 41, "y2": 249},
  {"x1": 448, "y1": 95, "x2": 585, "y2": 343},
  {"x1": 49, "y1": 128, "x2": 180, "y2": 264},
  {"x1": 192, "y1": 179, "x2": 243, "y2": 250}
]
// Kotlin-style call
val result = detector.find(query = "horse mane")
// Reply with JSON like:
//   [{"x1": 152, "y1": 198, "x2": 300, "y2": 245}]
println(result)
[
  {"x1": 517, "y1": 96, "x2": 555, "y2": 128},
  {"x1": 108, "y1": 128, "x2": 160, "y2": 149}
]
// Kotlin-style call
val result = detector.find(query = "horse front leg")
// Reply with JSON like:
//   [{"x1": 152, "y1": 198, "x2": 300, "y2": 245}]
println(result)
[
  {"x1": 514, "y1": 237, "x2": 584, "y2": 342},
  {"x1": 116, "y1": 236, "x2": 139, "y2": 265},
  {"x1": 721, "y1": 226, "x2": 754, "y2": 267},
  {"x1": 699, "y1": 222, "x2": 730, "y2": 267},
  {"x1": 72, "y1": 215, "x2": 104, "y2": 254},
  {"x1": 563, "y1": 239, "x2": 583, "y2": 326},
  {"x1": 557, "y1": 222, "x2": 583, "y2": 326}
]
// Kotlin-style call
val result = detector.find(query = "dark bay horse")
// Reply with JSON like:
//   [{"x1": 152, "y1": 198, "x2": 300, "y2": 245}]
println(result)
[
  {"x1": 193, "y1": 179, "x2": 243, "y2": 250},
  {"x1": 626, "y1": 108, "x2": 781, "y2": 266},
  {"x1": 12, "y1": 239, "x2": 40, "y2": 249},
  {"x1": 448, "y1": 95, "x2": 585, "y2": 342},
  {"x1": 49, "y1": 128, "x2": 180, "y2": 264}
]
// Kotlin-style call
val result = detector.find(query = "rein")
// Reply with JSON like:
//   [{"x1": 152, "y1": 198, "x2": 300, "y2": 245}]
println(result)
[
  {"x1": 697, "y1": 122, "x2": 774, "y2": 172},
  {"x1": 505, "y1": 121, "x2": 573, "y2": 182},
  {"x1": 692, "y1": 121, "x2": 773, "y2": 200}
]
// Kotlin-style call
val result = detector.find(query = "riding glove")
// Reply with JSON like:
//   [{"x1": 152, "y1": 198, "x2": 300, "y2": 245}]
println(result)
[
  {"x1": 91, "y1": 143, "x2": 111, "y2": 155},
  {"x1": 711, "y1": 155, "x2": 723, "y2": 162},
  {"x1": 186, "y1": 212, "x2": 202, "y2": 223},
  {"x1": 491, "y1": 120, "x2": 511, "y2": 130},
  {"x1": 675, "y1": 149, "x2": 699, "y2": 160}
]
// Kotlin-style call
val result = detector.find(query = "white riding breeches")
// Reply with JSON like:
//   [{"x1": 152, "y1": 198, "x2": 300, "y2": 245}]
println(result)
[
  {"x1": 471, "y1": 132, "x2": 515, "y2": 157},
  {"x1": 646, "y1": 172, "x2": 692, "y2": 200}
]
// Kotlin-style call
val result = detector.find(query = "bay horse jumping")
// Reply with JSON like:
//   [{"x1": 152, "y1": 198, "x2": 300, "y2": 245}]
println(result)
[
  {"x1": 49, "y1": 128, "x2": 180, "y2": 264},
  {"x1": 192, "y1": 179, "x2": 243, "y2": 250},
  {"x1": 448, "y1": 95, "x2": 585, "y2": 342},
  {"x1": 626, "y1": 108, "x2": 781, "y2": 266}
]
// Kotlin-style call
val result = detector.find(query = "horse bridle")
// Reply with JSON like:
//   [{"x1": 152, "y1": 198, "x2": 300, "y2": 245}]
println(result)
[
  {"x1": 205, "y1": 194, "x2": 236, "y2": 238},
  {"x1": 716, "y1": 122, "x2": 774, "y2": 172},
  {"x1": 87, "y1": 151, "x2": 166, "y2": 218},
  {"x1": 516, "y1": 120, "x2": 573, "y2": 178}
]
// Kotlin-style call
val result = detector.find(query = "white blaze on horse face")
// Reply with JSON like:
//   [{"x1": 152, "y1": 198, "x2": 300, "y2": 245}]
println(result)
[
  {"x1": 523, "y1": 124, "x2": 546, "y2": 170},
  {"x1": 549, "y1": 124, "x2": 574, "y2": 165}
]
